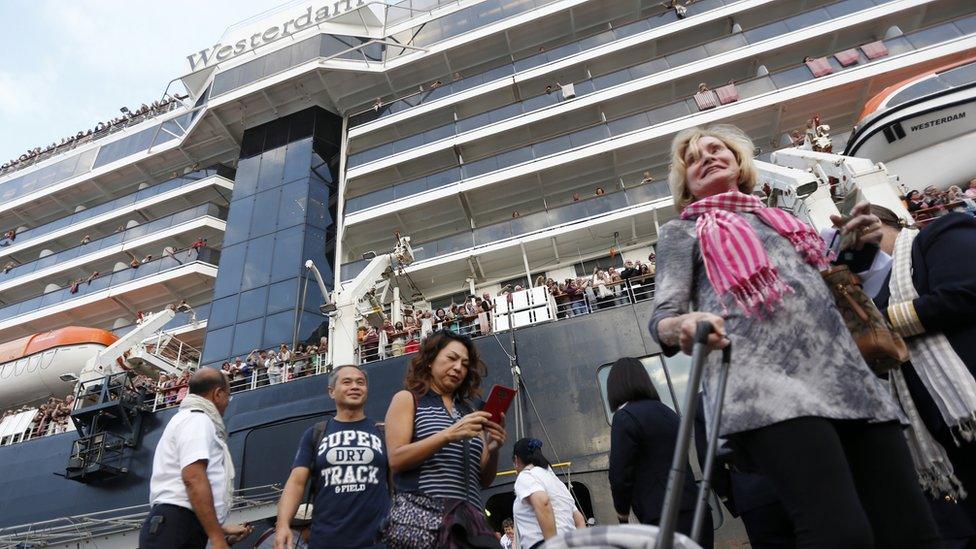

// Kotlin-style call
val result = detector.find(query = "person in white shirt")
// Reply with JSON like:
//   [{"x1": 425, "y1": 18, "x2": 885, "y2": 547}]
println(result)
[
  {"x1": 500, "y1": 518, "x2": 516, "y2": 549},
  {"x1": 267, "y1": 351, "x2": 282, "y2": 384},
  {"x1": 139, "y1": 368, "x2": 252, "y2": 549},
  {"x1": 511, "y1": 438, "x2": 585, "y2": 548}
]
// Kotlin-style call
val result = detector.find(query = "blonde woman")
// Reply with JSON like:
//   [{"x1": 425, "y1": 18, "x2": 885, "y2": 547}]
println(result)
[{"x1": 649, "y1": 124, "x2": 937, "y2": 547}]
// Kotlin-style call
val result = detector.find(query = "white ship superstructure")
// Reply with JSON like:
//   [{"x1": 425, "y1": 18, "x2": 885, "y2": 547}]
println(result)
[{"x1": 0, "y1": 0, "x2": 972, "y2": 374}]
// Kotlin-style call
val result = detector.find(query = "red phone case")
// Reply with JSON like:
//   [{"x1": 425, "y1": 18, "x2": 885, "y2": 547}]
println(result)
[{"x1": 483, "y1": 384, "x2": 516, "y2": 424}]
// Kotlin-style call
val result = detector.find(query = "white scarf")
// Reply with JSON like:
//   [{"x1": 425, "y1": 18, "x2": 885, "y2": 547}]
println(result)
[
  {"x1": 890, "y1": 229, "x2": 976, "y2": 440},
  {"x1": 888, "y1": 228, "x2": 976, "y2": 499},
  {"x1": 180, "y1": 393, "x2": 235, "y2": 520}
]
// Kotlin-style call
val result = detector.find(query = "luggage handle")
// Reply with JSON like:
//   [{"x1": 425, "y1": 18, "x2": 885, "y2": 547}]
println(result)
[{"x1": 655, "y1": 321, "x2": 732, "y2": 549}]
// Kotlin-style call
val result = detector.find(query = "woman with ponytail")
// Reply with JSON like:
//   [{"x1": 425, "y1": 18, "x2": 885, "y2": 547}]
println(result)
[{"x1": 511, "y1": 438, "x2": 584, "y2": 548}]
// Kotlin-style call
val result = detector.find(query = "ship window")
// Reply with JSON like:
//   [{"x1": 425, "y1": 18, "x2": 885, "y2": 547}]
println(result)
[
  {"x1": 887, "y1": 77, "x2": 950, "y2": 108},
  {"x1": 240, "y1": 414, "x2": 327, "y2": 490},
  {"x1": 939, "y1": 62, "x2": 976, "y2": 88},
  {"x1": 237, "y1": 286, "x2": 269, "y2": 323},
  {"x1": 596, "y1": 353, "x2": 693, "y2": 425},
  {"x1": 573, "y1": 255, "x2": 623, "y2": 277},
  {"x1": 232, "y1": 317, "x2": 265, "y2": 358},
  {"x1": 268, "y1": 278, "x2": 300, "y2": 314}
]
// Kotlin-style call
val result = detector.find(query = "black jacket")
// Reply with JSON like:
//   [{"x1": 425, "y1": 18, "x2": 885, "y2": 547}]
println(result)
[
  {"x1": 608, "y1": 399, "x2": 697, "y2": 523},
  {"x1": 874, "y1": 213, "x2": 976, "y2": 537}
]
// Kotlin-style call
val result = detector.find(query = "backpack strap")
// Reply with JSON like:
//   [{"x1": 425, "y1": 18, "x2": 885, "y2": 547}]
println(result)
[{"x1": 306, "y1": 416, "x2": 333, "y2": 502}]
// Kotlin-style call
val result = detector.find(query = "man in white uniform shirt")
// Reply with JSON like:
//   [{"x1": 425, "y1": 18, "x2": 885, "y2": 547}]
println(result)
[{"x1": 139, "y1": 368, "x2": 252, "y2": 548}]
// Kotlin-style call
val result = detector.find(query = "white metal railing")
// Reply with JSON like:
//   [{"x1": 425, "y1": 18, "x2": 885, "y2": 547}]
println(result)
[
  {"x1": 356, "y1": 275, "x2": 656, "y2": 364},
  {"x1": 144, "y1": 332, "x2": 201, "y2": 370},
  {"x1": 0, "y1": 484, "x2": 280, "y2": 549}
]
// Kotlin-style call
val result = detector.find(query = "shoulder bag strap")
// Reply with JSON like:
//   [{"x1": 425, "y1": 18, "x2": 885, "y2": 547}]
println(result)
[{"x1": 306, "y1": 417, "x2": 332, "y2": 504}]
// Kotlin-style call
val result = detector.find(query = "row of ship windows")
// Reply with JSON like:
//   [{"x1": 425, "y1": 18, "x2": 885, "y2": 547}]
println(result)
[
  {"x1": 340, "y1": 180, "x2": 670, "y2": 280},
  {"x1": 344, "y1": 0, "x2": 907, "y2": 168},
  {"x1": 342, "y1": 17, "x2": 976, "y2": 216},
  {"x1": 346, "y1": 0, "x2": 894, "y2": 130},
  {"x1": 0, "y1": 249, "x2": 220, "y2": 324},
  {"x1": 209, "y1": 0, "x2": 563, "y2": 99},
  {"x1": 0, "y1": 203, "x2": 223, "y2": 283},
  {"x1": 0, "y1": 167, "x2": 229, "y2": 250},
  {"x1": 0, "y1": 113, "x2": 197, "y2": 206}
]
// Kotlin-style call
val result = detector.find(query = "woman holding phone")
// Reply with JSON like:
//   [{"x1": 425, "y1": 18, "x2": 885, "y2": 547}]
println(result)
[
  {"x1": 384, "y1": 329, "x2": 507, "y2": 548},
  {"x1": 511, "y1": 438, "x2": 584, "y2": 549}
]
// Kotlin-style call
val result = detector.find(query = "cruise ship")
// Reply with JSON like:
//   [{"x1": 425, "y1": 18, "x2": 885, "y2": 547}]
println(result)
[{"x1": 0, "y1": 0, "x2": 974, "y2": 545}]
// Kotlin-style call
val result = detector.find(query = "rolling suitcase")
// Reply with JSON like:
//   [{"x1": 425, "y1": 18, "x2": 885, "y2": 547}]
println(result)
[{"x1": 543, "y1": 321, "x2": 732, "y2": 549}]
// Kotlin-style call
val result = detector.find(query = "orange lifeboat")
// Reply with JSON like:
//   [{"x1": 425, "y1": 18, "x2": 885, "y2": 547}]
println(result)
[{"x1": 0, "y1": 328, "x2": 117, "y2": 409}]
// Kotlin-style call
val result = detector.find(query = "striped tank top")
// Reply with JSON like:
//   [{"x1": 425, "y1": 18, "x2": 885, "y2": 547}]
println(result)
[{"x1": 395, "y1": 391, "x2": 485, "y2": 507}]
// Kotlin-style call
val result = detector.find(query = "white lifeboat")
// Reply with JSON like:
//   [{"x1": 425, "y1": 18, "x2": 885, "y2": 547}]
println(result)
[{"x1": 844, "y1": 54, "x2": 976, "y2": 192}]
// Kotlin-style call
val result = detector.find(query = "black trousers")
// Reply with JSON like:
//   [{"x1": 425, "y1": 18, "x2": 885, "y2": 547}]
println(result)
[
  {"x1": 139, "y1": 503, "x2": 208, "y2": 549},
  {"x1": 733, "y1": 417, "x2": 940, "y2": 548}
]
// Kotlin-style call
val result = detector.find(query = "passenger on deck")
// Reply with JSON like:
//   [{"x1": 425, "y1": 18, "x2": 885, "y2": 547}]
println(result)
[
  {"x1": 274, "y1": 365, "x2": 390, "y2": 549},
  {"x1": 139, "y1": 369, "x2": 251, "y2": 548},
  {"x1": 651, "y1": 124, "x2": 939, "y2": 547}
]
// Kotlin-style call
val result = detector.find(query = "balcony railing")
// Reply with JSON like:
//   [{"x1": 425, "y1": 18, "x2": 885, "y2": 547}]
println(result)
[
  {"x1": 0, "y1": 203, "x2": 225, "y2": 285},
  {"x1": 348, "y1": 0, "x2": 735, "y2": 128},
  {"x1": 356, "y1": 274, "x2": 656, "y2": 363},
  {"x1": 341, "y1": 181, "x2": 670, "y2": 280},
  {"x1": 343, "y1": 14, "x2": 976, "y2": 217},
  {"x1": 346, "y1": 0, "x2": 931, "y2": 173},
  {"x1": 0, "y1": 248, "x2": 220, "y2": 324},
  {"x1": 0, "y1": 167, "x2": 229, "y2": 249}
]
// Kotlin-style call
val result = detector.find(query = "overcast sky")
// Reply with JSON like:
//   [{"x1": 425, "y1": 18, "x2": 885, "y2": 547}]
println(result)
[{"x1": 0, "y1": 0, "x2": 276, "y2": 163}]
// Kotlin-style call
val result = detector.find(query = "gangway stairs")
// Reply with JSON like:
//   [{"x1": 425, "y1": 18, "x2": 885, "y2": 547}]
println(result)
[{"x1": 0, "y1": 484, "x2": 281, "y2": 548}]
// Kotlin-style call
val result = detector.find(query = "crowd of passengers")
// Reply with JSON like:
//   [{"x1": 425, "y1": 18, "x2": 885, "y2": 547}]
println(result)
[
  {"x1": 0, "y1": 236, "x2": 209, "y2": 304},
  {"x1": 905, "y1": 179, "x2": 976, "y2": 217},
  {"x1": 0, "y1": 395, "x2": 75, "y2": 437},
  {"x1": 219, "y1": 339, "x2": 330, "y2": 392},
  {"x1": 0, "y1": 94, "x2": 190, "y2": 174},
  {"x1": 356, "y1": 255, "x2": 656, "y2": 363}
]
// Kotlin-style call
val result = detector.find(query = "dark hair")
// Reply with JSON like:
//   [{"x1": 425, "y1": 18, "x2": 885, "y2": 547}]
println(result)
[
  {"x1": 189, "y1": 367, "x2": 229, "y2": 396},
  {"x1": 906, "y1": 190, "x2": 920, "y2": 200},
  {"x1": 513, "y1": 438, "x2": 551, "y2": 468},
  {"x1": 329, "y1": 364, "x2": 368, "y2": 388},
  {"x1": 404, "y1": 330, "x2": 486, "y2": 401},
  {"x1": 606, "y1": 357, "x2": 660, "y2": 411},
  {"x1": 502, "y1": 518, "x2": 514, "y2": 529},
  {"x1": 869, "y1": 204, "x2": 907, "y2": 229}
]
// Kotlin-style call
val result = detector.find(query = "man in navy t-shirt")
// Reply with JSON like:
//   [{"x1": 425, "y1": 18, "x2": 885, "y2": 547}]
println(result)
[{"x1": 274, "y1": 365, "x2": 390, "y2": 548}]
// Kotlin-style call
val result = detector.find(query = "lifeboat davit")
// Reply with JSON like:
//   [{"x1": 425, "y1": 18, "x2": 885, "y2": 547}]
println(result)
[
  {"x1": 0, "y1": 327, "x2": 117, "y2": 409},
  {"x1": 844, "y1": 55, "x2": 976, "y2": 192}
]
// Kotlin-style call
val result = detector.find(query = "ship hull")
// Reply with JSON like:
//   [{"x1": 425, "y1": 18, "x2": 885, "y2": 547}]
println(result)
[{"x1": 0, "y1": 304, "x2": 746, "y2": 543}]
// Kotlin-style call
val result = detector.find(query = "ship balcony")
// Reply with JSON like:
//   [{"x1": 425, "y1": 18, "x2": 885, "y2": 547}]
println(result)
[
  {"x1": 340, "y1": 17, "x2": 976, "y2": 229},
  {"x1": 206, "y1": 0, "x2": 659, "y2": 115},
  {"x1": 0, "y1": 203, "x2": 226, "y2": 304},
  {"x1": 346, "y1": 0, "x2": 783, "y2": 140},
  {"x1": 0, "y1": 106, "x2": 236, "y2": 228},
  {"x1": 0, "y1": 173, "x2": 232, "y2": 264},
  {"x1": 340, "y1": 179, "x2": 673, "y2": 296},
  {"x1": 0, "y1": 248, "x2": 220, "y2": 341},
  {"x1": 343, "y1": 0, "x2": 974, "y2": 190}
]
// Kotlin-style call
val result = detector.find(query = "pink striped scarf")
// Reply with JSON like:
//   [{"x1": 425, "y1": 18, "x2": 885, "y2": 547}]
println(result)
[{"x1": 680, "y1": 190, "x2": 831, "y2": 317}]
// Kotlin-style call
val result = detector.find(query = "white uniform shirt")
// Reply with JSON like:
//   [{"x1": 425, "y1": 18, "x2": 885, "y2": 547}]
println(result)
[
  {"x1": 149, "y1": 409, "x2": 229, "y2": 522},
  {"x1": 512, "y1": 466, "x2": 577, "y2": 549}
]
